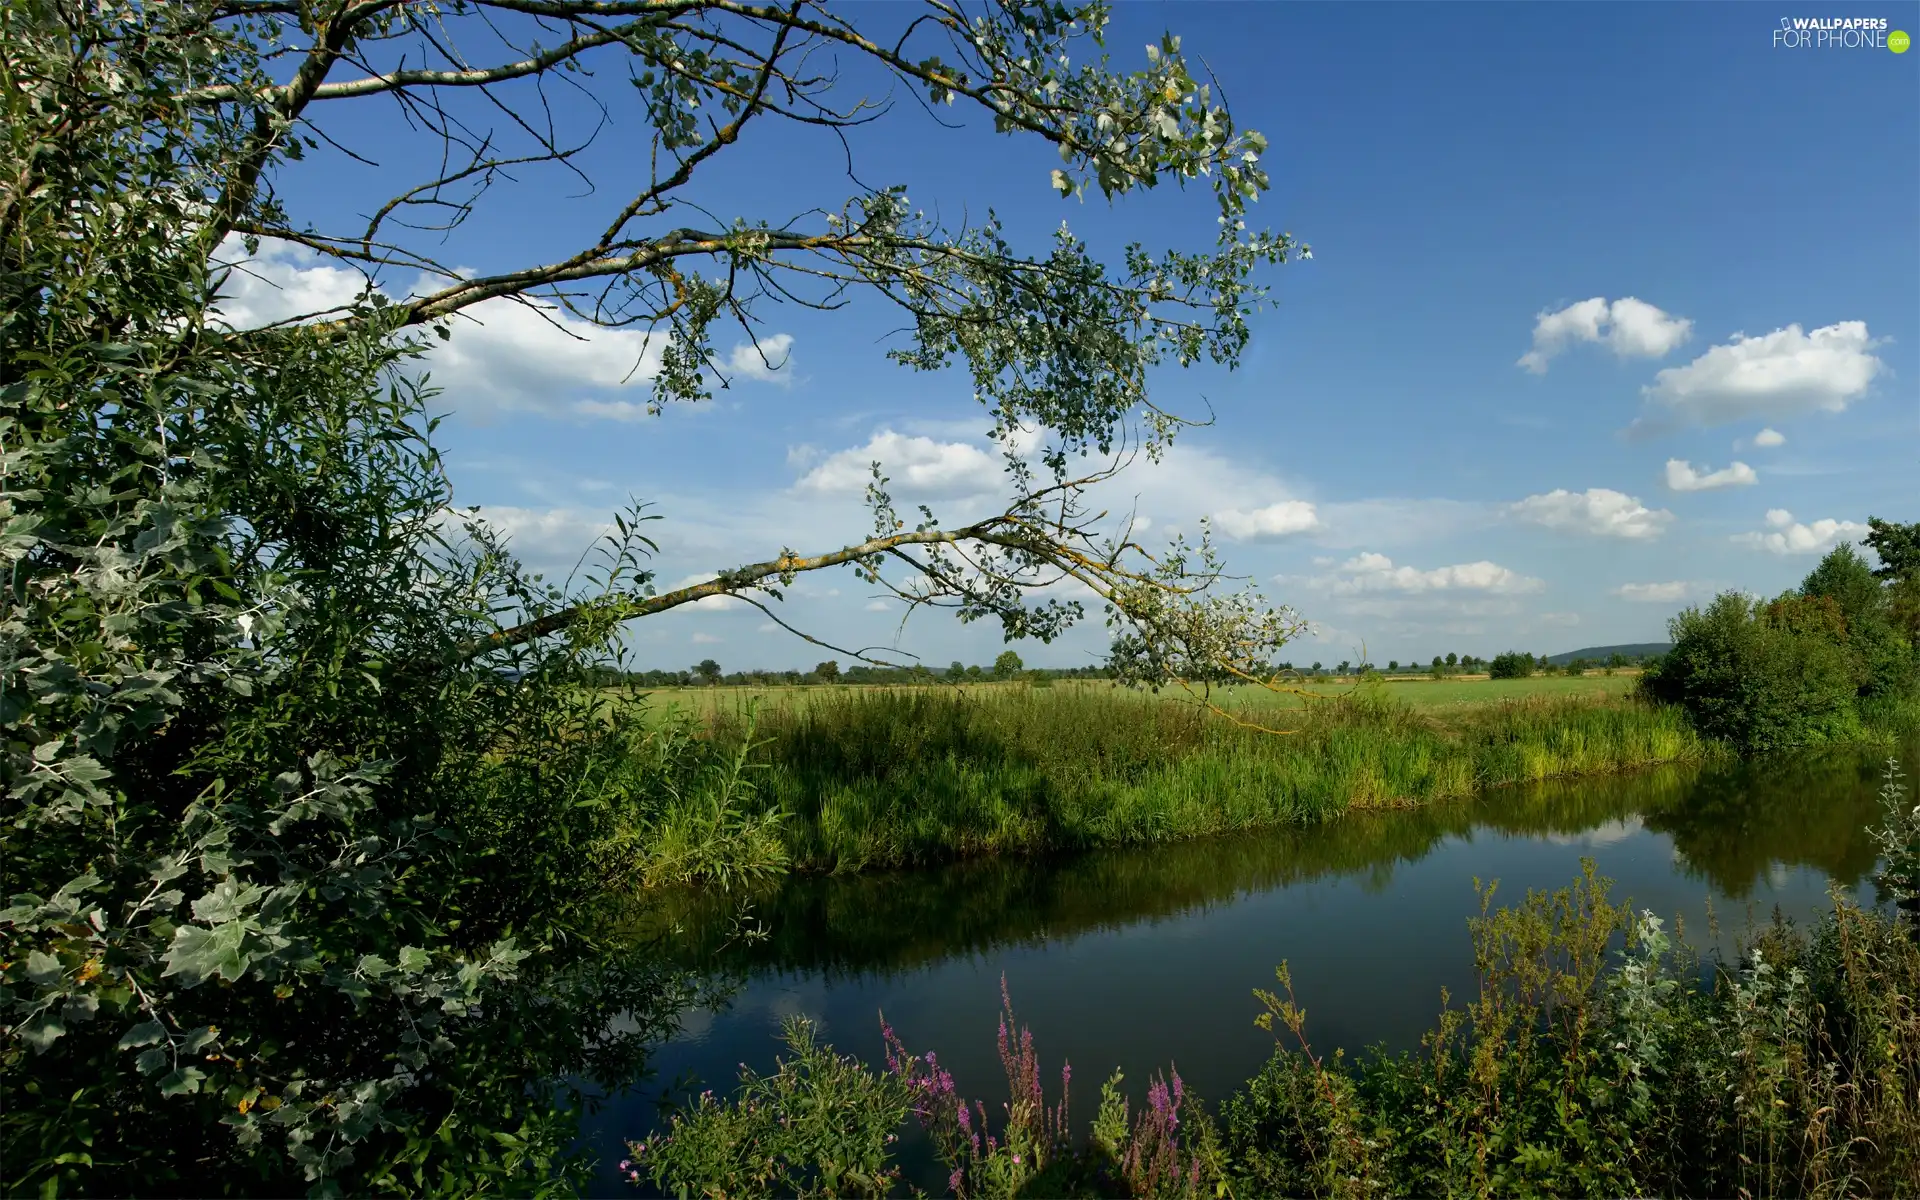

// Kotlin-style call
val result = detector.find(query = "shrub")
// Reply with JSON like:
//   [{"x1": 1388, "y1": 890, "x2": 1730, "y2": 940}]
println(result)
[
  {"x1": 1639, "y1": 591, "x2": 1858, "y2": 752},
  {"x1": 1220, "y1": 861, "x2": 1920, "y2": 1199},
  {"x1": 1487, "y1": 651, "x2": 1534, "y2": 679}
]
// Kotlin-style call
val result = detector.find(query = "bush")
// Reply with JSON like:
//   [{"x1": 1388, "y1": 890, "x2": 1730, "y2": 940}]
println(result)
[
  {"x1": 1219, "y1": 861, "x2": 1920, "y2": 1199},
  {"x1": 1487, "y1": 652, "x2": 1534, "y2": 680},
  {"x1": 1639, "y1": 591, "x2": 1858, "y2": 752}
]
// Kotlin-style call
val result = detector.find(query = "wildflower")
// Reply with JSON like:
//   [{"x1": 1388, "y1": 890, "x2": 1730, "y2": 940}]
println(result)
[
  {"x1": 1013, "y1": 1154, "x2": 1022, "y2": 1165},
  {"x1": 618, "y1": 1160, "x2": 631, "y2": 1171}
]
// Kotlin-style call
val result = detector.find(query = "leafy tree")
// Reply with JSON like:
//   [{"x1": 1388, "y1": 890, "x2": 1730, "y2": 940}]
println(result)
[
  {"x1": 1863, "y1": 517, "x2": 1920, "y2": 583},
  {"x1": 1608, "y1": 653, "x2": 1628, "y2": 669},
  {"x1": 1388, "y1": 660, "x2": 1399, "y2": 672},
  {"x1": 48, "y1": 0, "x2": 1306, "y2": 700},
  {"x1": 1, "y1": 2, "x2": 725, "y2": 1183},
  {"x1": 8, "y1": 0, "x2": 1360, "y2": 1163},
  {"x1": 993, "y1": 650, "x2": 1026, "y2": 680},
  {"x1": 695, "y1": 658, "x2": 724, "y2": 686},
  {"x1": 1337, "y1": 661, "x2": 1351, "y2": 675},
  {"x1": 948, "y1": 661, "x2": 968, "y2": 681},
  {"x1": 1799, "y1": 544, "x2": 1917, "y2": 698},
  {"x1": 1488, "y1": 652, "x2": 1533, "y2": 680},
  {"x1": 1445, "y1": 652, "x2": 1458, "y2": 668},
  {"x1": 814, "y1": 660, "x2": 842, "y2": 684},
  {"x1": 1639, "y1": 591, "x2": 1859, "y2": 751}
]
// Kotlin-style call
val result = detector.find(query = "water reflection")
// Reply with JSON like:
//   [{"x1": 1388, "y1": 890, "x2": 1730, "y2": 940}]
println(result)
[
  {"x1": 580, "y1": 742, "x2": 1910, "y2": 1197},
  {"x1": 628, "y1": 744, "x2": 1896, "y2": 980}
]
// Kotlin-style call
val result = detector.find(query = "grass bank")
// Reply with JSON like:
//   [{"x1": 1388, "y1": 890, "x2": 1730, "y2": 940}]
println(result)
[{"x1": 703, "y1": 684, "x2": 1717, "y2": 873}]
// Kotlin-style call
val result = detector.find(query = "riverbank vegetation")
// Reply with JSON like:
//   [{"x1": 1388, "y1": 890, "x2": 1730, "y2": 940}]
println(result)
[
  {"x1": 1642, "y1": 539, "x2": 1920, "y2": 753},
  {"x1": 631, "y1": 763, "x2": 1920, "y2": 1198},
  {"x1": 688, "y1": 685, "x2": 1711, "y2": 873}
]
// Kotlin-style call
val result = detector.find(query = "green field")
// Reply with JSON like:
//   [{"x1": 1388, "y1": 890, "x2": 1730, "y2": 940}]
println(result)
[
  {"x1": 624, "y1": 671, "x2": 1643, "y2": 723},
  {"x1": 609, "y1": 675, "x2": 1709, "y2": 875}
]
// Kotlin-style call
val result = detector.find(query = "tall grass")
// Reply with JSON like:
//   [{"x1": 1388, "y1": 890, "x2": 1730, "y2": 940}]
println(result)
[{"x1": 699, "y1": 683, "x2": 1716, "y2": 873}]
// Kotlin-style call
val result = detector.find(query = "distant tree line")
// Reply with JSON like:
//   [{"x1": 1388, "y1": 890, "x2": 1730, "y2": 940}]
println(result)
[
  {"x1": 590, "y1": 649, "x2": 1125, "y2": 688},
  {"x1": 588, "y1": 647, "x2": 1678, "y2": 689}
]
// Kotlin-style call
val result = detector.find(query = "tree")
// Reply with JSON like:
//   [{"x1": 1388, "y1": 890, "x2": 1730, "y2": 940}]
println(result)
[
  {"x1": 3, "y1": 2, "x2": 733, "y2": 1184},
  {"x1": 1311, "y1": 662, "x2": 1322, "y2": 674},
  {"x1": 695, "y1": 658, "x2": 724, "y2": 686},
  {"x1": 1387, "y1": 660, "x2": 1399, "y2": 672},
  {"x1": 1608, "y1": 653, "x2": 1628, "y2": 669},
  {"x1": 29, "y1": 0, "x2": 1313, "y2": 698},
  {"x1": 1864, "y1": 518, "x2": 1920, "y2": 650},
  {"x1": 1488, "y1": 652, "x2": 1533, "y2": 680},
  {"x1": 1639, "y1": 591, "x2": 1857, "y2": 751},
  {"x1": 1445, "y1": 652, "x2": 1458, "y2": 668},
  {"x1": 993, "y1": 650, "x2": 1026, "y2": 680},
  {"x1": 814, "y1": 660, "x2": 841, "y2": 684},
  {"x1": 1863, "y1": 517, "x2": 1920, "y2": 583},
  {"x1": 948, "y1": 661, "x2": 968, "y2": 681},
  {"x1": 1797, "y1": 545, "x2": 1916, "y2": 698}
]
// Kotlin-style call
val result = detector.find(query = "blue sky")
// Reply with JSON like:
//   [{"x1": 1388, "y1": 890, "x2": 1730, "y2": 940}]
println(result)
[{"x1": 225, "y1": 2, "x2": 1918, "y2": 670}]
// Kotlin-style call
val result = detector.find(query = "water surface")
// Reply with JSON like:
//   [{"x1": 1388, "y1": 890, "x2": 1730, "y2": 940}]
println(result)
[{"x1": 580, "y1": 743, "x2": 1910, "y2": 1195}]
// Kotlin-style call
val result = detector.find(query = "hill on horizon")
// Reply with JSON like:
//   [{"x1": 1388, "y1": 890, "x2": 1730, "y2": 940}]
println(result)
[{"x1": 1545, "y1": 642, "x2": 1671, "y2": 665}]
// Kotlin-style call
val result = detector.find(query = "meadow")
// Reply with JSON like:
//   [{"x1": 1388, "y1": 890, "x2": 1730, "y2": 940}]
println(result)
[
  {"x1": 629, "y1": 671, "x2": 1642, "y2": 722},
  {"x1": 616, "y1": 675, "x2": 1711, "y2": 880}
]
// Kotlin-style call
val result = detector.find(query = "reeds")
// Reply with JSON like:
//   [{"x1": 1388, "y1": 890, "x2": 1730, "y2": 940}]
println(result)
[{"x1": 700, "y1": 685, "x2": 1717, "y2": 873}]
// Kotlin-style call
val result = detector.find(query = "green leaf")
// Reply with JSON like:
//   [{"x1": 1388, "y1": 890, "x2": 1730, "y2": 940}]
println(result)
[
  {"x1": 136, "y1": 1048, "x2": 168, "y2": 1076},
  {"x1": 118, "y1": 1021, "x2": 167, "y2": 1049},
  {"x1": 26, "y1": 950, "x2": 63, "y2": 986},
  {"x1": 21, "y1": 1012, "x2": 66, "y2": 1052},
  {"x1": 159, "y1": 1066, "x2": 207, "y2": 1096},
  {"x1": 398, "y1": 946, "x2": 430, "y2": 973},
  {"x1": 162, "y1": 922, "x2": 255, "y2": 985},
  {"x1": 190, "y1": 879, "x2": 263, "y2": 925}
]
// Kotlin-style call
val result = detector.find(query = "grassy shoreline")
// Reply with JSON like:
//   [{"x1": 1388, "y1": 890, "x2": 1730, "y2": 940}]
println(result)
[{"x1": 689, "y1": 683, "x2": 1722, "y2": 875}]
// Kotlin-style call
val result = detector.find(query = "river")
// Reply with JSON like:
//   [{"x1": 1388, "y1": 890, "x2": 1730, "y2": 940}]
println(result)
[{"x1": 577, "y1": 741, "x2": 1912, "y2": 1195}]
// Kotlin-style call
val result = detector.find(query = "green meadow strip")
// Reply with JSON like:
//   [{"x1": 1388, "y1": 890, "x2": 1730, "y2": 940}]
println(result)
[{"x1": 699, "y1": 685, "x2": 1723, "y2": 873}]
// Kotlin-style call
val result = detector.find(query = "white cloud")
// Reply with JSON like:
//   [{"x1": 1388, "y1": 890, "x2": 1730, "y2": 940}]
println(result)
[
  {"x1": 1732, "y1": 509, "x2": 1866, "y2": 555},
  {"x1": 1663, "y1": 458, "x2": 1757, "y2": 492},
  {"x1": 210, "y1": 235, "x2": 794, "y2": 420},
  {"x1": 211, "y1": 236, "x2": 370, "y2": 327},
  {"x1": 1213, "y1": 500, "x2": 1322, "y2": 540},
  {"x1": 863, "y1": 599, "x2": 891, "y2": 612},
  {"x1": 1510, "y1": 488, "x2": 1674, "y2": 540},
  {"x1": 1613, "y1": 581, "x2": 1696, "y2": 603},
  {"x1": 796, "y1": 430, "x2": 1002, "y2": 498},
  {"x1": 724, "y1": 333, "x2": 795, "y2": 383},
  {"x1": 1307, "y1": 552, "x2": 1544, "y2": 596},
  {"x1": 1517, "y1": 296, "x2": 1692, "y2": 373},
  {"x1": 456, "y1": 506, "x2": 613, "y2": 579},
  {"x1": 1641, "y1": 321, "x2": 1884, "y2": 427},
  {"x1": 691, "y1": 632, "x2": 723, "y2": 645},
  {"x1": 1537, "y1": 612, "x2": 1581, "y2": 627},
  {"x1": 1751, "y1": 427, "x2": 1786, "y2": 448}
]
